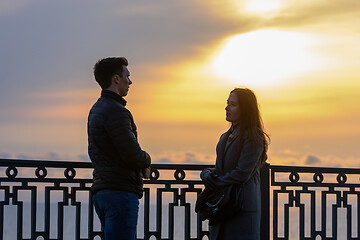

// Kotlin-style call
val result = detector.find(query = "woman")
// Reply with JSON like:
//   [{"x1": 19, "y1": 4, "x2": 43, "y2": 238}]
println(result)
[{"x1": 201, "y1": 88, "x2": 269, "y2": 240}]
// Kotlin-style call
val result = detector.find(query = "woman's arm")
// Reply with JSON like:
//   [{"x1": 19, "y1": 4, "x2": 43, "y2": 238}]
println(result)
[{"x1": 215, "y1": 136, "x2": 263, "y2": 186}]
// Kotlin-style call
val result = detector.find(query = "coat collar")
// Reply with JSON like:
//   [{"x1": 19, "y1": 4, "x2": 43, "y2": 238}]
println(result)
[
  {"x1": 224, "y1": 124, "x2": 240, "y2": 154},
  {"x1": 101, "y1": 90, "x2": 127, "y2": 106},
  {"x1": 218, "y1": 127, "x2": 232, "y2": 156},
  {"x1": 216, "y1": 124, "x2": 241, "y2": 171}
]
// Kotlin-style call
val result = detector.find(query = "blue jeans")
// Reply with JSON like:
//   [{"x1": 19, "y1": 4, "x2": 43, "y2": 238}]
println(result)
[{"x1": 93, "y1": 190, "x2": 139, "y2": 240}]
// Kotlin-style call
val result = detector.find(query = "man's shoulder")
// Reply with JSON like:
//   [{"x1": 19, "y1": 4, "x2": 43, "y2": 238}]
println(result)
[
  {"x1": 91, "y1": 97, "x2": 134, "y2": 122},
  {"x1": 93, "y1": 97, "x2": 129, "y2": 112}
]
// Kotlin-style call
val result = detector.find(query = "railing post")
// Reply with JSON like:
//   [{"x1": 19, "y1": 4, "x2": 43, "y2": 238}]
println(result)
[{"x1": 260, "y1": 162, "x2": 270, "y2": 240}]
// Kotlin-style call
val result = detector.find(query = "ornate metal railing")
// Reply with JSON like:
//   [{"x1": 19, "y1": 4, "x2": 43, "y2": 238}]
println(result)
[
  {"x1": 270, "y1": 165, "x2": 360, "y2": 240},
  {"x1": 0, "y1": 159, "x2": 359, "y2": 239},
  {"x1": 0, "y1": 159, "x2": 220, "y2": 240}
]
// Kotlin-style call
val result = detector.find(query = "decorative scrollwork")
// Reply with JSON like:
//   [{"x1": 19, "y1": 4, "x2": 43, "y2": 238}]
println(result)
[
  {"x1": 64, "y1": 167, "x2": 76, "y2": 179},
  {"x1": 150, "y1": 168, "x2": 160, "y2": 180},
  {"x1": 174, "y1": 169, "x2": 186, "y2": 181},
  {"x1": 5, "y1": 166, "x2": 18, "y2": 178},
  {"x1": 313, "y1": 172, "x2": 324, "y2": 183},
  {"x1": 336, "y1": 173, "x2": 347, "y2": 184},
  {"x1": 35, "y1": 166, "x2": 47, "y2": 179},
  {"x1": 289, "y1": 171, "x2": 299, "y2": 183}
]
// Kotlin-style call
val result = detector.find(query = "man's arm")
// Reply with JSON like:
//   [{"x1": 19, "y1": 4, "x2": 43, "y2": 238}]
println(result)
[{"x1": 105, "y1": 109, "x2": 151, "y2": 169}]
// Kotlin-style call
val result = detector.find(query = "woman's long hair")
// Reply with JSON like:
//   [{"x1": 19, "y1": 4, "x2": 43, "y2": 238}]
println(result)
[{"x1": 230, "y1": 88, "x2": 270, "y2": 168}]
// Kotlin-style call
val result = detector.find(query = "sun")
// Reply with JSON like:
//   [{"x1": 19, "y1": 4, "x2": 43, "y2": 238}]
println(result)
[{"x1": 211, "y1": 30, "x2": 322, "y2": 87}]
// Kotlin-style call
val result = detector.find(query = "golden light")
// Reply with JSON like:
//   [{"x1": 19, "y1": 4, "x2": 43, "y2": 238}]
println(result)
[
  {"x1": 211, "y1": 29, "x2": 323, "y2": 87},
  {"x1": 243, "y1": 0, "x2": 283, "y2": 14}
]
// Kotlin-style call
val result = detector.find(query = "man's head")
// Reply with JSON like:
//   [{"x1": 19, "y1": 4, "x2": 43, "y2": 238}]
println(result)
[{"x1": 93, "y1": 57, "x2": 132, "y2": 96}]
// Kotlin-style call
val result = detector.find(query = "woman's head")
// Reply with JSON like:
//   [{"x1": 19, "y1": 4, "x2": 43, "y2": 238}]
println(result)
[
  {"x1": 225, "y1": 88, "x2": 260, "y2": 128},
  {"x1": 226, "y1": 87, "x2": 270, "y2": 167}
]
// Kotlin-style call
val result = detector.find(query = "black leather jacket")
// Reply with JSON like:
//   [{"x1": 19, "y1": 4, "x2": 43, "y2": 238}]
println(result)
[{"x1": 88, "y1": 90, "x2": 151, "y2": 197}]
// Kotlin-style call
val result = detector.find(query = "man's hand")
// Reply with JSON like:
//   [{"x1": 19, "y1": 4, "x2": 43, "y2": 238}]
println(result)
[{"x1": 142, "y1": 167, "x2": 151, "y2": 179}]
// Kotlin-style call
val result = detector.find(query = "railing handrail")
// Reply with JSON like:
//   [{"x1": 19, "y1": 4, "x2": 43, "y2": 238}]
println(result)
[
  {"x1": 270, "y1": 164, "x2": 360, "y2": 173},
  {"x1": 0, "y1": 158, "x2": 214, "y2": 170},
  {"x1": 2, "y1": 158, "x2": 359, "y2": 172}
]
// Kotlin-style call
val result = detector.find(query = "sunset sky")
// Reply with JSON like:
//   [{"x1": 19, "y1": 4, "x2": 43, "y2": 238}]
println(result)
[{"x1": 1, "y1": 0, "x2": 359, "y2": 168}]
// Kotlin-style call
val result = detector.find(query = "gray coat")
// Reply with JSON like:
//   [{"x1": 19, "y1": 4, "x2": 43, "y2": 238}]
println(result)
[{"x1": 210, "y1": 126, "x2": 264, "y2": 240}]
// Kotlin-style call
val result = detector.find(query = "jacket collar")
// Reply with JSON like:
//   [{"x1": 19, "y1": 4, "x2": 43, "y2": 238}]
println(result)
[
  {"x1": 101, "y1": 90, "x2": 127, "y2": 106},
  {"x1": 229, "y1": 123, "x2": 240, "y2": 140},
  {"x1": 224, "y1": 124, "x2": 240, "y2": 155},
  {"x1": 216, "y1": 125, "x2": 240, "y2": 172}
]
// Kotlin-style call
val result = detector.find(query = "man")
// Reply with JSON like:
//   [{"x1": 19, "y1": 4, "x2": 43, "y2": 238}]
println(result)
[{"x1": 88, "y1": 57, "x2": 151, "y2": 239}]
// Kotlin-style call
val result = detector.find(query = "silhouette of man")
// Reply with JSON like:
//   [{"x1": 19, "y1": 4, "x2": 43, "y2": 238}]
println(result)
[{"x1": 88, "y1": 57, "x2": 151, "y2": 239}]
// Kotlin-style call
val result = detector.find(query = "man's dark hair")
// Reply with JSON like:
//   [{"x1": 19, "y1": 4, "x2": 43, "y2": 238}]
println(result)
[{"x1": 93, "y1": 57, "x2": 129, "y2": 89}]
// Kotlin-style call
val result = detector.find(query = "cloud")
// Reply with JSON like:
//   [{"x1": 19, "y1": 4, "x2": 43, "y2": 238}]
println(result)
[
  {"x1": 0, "y1": 152, "x2": 11, "y2": 159},
  {"x1": 77, "y1": 154, "x2": 90, "y2": 162},
  {"x1": 272, "y1": 149, "x2": 300, "y2": 157},
  {"x1": 0, "y1": 152, "x2": 83, "y2": 162},
  {"x1": 44, "y1": 152, "x2": 61, "y2": 160},
  {"x1": 264, "y1": 0, "x2": 360, "y2": 30},
  {"x1": 0, "y1": 152, "x2": 12, "y2": 159},
  {"x1": 15, "y1": 154, "x2": 33, "y2": 160},
  {"x1": 269, "y1": 149, "x2": 360, "y2": 169},
  {"x1": 305, "y1": 155, "x2": 321, "y2": 165},
  {"x1": 185, "y1": 153, "x2": 196, "y2": 163},
  {"x1": 0, "y1": 0, "x2": 33, "y2": 16},
  {"x1": 152, "y1": 151, "x2": 215, "y2": 164},
  {"x1": 0, "y1": 88, "x2": 98, "y2": 123},
  {"x1": 155, "y1": 158, "x2": 172, "y2": 164},
  {"x1": 0, "y1": 0, "x2": 245, "y2": 123}
]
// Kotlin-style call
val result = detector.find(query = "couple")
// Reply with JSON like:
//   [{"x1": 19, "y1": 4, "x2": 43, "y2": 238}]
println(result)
[{"x1": 87, "y1": 57, "x2": 270, "y2": 240}]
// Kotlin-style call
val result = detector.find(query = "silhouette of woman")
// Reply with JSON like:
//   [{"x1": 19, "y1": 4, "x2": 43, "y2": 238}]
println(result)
[{"x1": 201, "y1": 88, "x2": 270, "y2": 240}]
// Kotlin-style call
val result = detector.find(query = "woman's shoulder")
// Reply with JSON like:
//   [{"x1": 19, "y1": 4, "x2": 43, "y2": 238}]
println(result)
[
  {"x1": 219, "y1": 128, "x2": 231, "y2": 139},
  {"x1": 242, "y1": 129, "x2": 264, "y2": 148}
]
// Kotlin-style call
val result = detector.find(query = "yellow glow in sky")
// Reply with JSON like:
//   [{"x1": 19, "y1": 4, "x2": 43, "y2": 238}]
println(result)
[
  {"x1": 211, "y1": 30, "x2": 324, "y2": 87},
  {"x1": 243, "y1": 0, "x2": 283, "y2": 14}
]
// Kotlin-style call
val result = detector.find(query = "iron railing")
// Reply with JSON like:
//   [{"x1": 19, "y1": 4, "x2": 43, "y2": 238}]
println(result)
[
  {"x1": 0, "y1": 159, "x2": 359, "y2": 239},
  {"x1": 270, "y1": 165, "x2": 360, "y2": 240}
]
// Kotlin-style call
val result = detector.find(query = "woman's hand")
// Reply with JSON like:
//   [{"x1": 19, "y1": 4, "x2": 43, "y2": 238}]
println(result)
[
  {"x1": 204, "y1": 175, "x2": 218, "y2": 191},
  {"x1": 201, "y1": 168, "x2": 217, "y2": 191},
  {"x1": 200, "y1": 168, "x2": 216, "y2": 180}
]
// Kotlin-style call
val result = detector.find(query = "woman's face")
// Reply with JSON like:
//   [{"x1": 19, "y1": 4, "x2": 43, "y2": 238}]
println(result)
[{"x1": 225, "y1": 92, "x2": 241, "y2": 124}]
